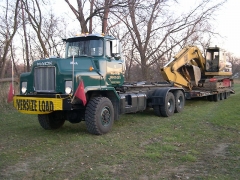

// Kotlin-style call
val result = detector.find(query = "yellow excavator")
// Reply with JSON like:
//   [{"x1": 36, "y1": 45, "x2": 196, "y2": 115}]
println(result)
[{"x1": 161, "y1": 46, "x2": 232, "y2": 91}]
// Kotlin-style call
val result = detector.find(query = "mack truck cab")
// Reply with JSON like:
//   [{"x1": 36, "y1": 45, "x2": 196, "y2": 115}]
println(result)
[{"x1": 13, "y1": 33, "x2": 185, "y2": 135}]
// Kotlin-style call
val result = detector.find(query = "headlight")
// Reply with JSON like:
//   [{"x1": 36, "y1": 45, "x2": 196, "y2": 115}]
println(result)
[
  {"x1": 21, "y1": 82, "x2": 27, "y2": 94},
  {"x1": 65, "y1": 81, "x2": 72, "y2": 94}
]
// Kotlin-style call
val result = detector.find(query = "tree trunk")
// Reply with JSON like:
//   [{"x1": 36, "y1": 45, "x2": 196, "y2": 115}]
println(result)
[
  {"x1": 102, "y1": 0, "x2": 112, "y2": 34},
  {"x1": 21, "y1": 0, "x2": 30, "y2": 71},
  {"x1": 0, "y1": 0, "x2": 20, "y2": 78},
  {"x1": 89, "y1": 0, "x2": 94, "y2": 34}
]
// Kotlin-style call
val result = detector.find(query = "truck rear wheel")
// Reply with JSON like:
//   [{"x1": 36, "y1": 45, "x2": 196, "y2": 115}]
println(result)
[
  {"x1": 160, "y1": 92, "x2": 175, "y2": 117},
  {"x1": 153, "y1": 106, "x2": 162, "y2": 117},
  {"x1": 174, "y1": 90, "x2": 185, "y2": 113},
  {"x1": 38, "y1": 111, "x2": 65, "y2": 130},
  {"x1": 85, "y1": 97, "x2": 114, "y2": 135}
]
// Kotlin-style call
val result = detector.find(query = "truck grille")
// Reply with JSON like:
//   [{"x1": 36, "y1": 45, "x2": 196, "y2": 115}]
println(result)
[{"x1": 34, "y1": 67, "x2": 55, "y2": 92}]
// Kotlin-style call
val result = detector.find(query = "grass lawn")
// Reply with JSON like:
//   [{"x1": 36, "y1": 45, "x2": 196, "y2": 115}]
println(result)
[{"x1": 0, "y1": 84, "x2": 240, "y2": 179}]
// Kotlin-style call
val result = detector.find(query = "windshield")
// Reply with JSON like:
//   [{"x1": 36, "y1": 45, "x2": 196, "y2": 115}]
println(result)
[{"x1": 66, "y1": 39, "x2": 103, "y2": 58}]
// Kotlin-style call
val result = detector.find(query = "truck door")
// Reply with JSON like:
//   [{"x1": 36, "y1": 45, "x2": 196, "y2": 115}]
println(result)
[{"x1": 106, "y1": 40, "x2": 124, "y2": 86}]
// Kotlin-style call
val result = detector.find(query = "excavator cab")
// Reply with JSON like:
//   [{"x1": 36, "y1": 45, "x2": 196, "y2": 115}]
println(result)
[{"x1": 205, "y1": 47, "x2": 231, "y2": 73}]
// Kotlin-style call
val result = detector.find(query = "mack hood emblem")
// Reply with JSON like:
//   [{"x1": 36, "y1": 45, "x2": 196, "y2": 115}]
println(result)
[{"x1": 36, "y1": 61, "x2": 53, "y2": 66}]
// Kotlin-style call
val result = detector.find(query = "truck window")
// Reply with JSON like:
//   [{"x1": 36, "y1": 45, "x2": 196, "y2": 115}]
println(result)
[
  {"x1": 90, "y1": 40, "x2": 103, "y2": 56},
  {"x1": 66, "y1": 39, "x2": 103, "y2": 58}
]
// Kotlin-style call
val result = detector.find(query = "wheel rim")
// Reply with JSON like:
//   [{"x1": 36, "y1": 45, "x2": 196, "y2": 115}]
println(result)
[
  {"x1": 177, "y1": 96, "x2": 183, "y2": 108},
  {"x1": 168, "y1": 99, "x2": 174, "y2": 112},
  {"x1": 100, "y1": 106, "x2": 111, "y2": 126}
]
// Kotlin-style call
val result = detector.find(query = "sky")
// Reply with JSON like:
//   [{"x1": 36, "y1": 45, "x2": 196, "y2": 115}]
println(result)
[{"x1": 211, "y1": 0, "x2": 240, "y2": 57}]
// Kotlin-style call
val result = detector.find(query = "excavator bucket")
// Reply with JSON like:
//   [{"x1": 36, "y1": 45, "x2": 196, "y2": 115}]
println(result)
[{"x1": 184, "y1": 65, "x2": 201, "y2": 87}]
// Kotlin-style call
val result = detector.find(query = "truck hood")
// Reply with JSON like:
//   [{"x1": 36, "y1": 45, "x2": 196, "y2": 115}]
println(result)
[{"x1": 32, "y1": 57, "x2": 96, "y2": 72}]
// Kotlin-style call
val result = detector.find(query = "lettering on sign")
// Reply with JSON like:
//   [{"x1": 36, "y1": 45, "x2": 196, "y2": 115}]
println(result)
[
  {"x1": 70, "y1": 61, "x2": 78, "y2": 65},
  {"x1": 16, "y1": 99, "x2": 54, "y2": 112},
  {"x1": 109, "y1": 75, "x2": 121, "y2": 80},
  {"x1": 111, "y1": 81, "x2": 121, "y2": 84},
  {"x1": 111, "y1": 72, "x2": 120, "y2": 75},
  {"x1": 36, "y1": 61, "x2": 53, "y2": 66}
]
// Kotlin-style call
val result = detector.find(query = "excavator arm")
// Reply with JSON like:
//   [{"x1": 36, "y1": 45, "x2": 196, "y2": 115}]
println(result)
[{"x1": 161, "y1": 46, "x2": 206, "y2": 90}]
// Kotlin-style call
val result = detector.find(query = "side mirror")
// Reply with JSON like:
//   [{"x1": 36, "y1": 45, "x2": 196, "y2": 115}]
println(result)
[
  {"x1": 112, "y1": 40, "x2": 120, "y2": 54},
  {"x1": 114, "y1": 54, "x2": 121, "y2": 60}
]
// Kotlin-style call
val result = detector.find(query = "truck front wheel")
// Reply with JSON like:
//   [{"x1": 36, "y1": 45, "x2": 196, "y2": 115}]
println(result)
[
  {"x1": 85, "y1": 97, "x2": 114, "y2": 135},
  {"x1": 38, "y1": 111, "x2": 65, "y2": 130}
]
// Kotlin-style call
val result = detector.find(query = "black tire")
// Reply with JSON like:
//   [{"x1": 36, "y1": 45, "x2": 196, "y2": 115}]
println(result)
[
  {"x1": 174, "y1": 90, "x2": 185, "y2": 113},
  {"x1": 207, "y1": 95, "x2": 213, "y2": 101},
  {"x1": 153, "y1": 105, "x2": 162, "y2": 117},
  {"x1": 160, "y1": 92, "x2": 175, "y2": 117},
  {"x1": 213, "y1": 93, "x2": 220, "y2": 102},
  {"x1": 227, "y1": 92, "x2": 230, "y2": 98},
  {"x1": 220, "y1": 93, "x2": 224, "y2": 100},
  {"x1": 38, "y1": 111, "x2": 65, "y2": 130},
  {"x1": 224, "y1": 92, "x2": 228, "y2": 99},
  {"x1": 85, "y1": 97, "x2": 114, "y2": 135}
]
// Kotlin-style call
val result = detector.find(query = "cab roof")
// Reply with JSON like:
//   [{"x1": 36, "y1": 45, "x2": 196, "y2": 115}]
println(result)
[{"x1": 62, "y1": 33, "x2": 116, "y2": 42}]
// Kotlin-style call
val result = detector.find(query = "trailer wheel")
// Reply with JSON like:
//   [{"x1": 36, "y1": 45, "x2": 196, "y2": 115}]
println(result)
[
  {"x1": 220, "y1": 93, "x2": 224, "y2": 100},
  {"x1": 227, "y1": 92, "x2": 230, "y2": 97},
  {"x1": 38, "y1": 111, "x2": 65, "y2": 130},
  {"x1": 224, "y1": 92, "x2": 228, "y2": 99},
  {"x1": 85, "y1": 97, "x2": 114, "y2": 135},
  {"x1": 213, "y1": 93, "x2": 220, "y2": 102},
  {"x1": 174, "y1": 90, "x2": 185, "y2": 113},
  {"x1": 160, "y1": 92, "x2": 175, "y2": 117}
]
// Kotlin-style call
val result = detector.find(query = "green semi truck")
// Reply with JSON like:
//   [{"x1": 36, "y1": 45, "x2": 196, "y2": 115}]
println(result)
[{"x1": 13, "y1": 33, "x2": 216, "y2": 135}]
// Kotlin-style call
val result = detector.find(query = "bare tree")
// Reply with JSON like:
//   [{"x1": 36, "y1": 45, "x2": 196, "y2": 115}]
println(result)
[
  {"x1": 89, "y1": 0, "x2": 94, "y2": 33},
  {"x1": 41, "y1": 12, "x2": 66, "y2": 57},
  {"x1": 20, "y1": 0, "x2": 68, "y2": 62},
  {"x1": 65, "y1": 0, "x2": 128, "y2": 34},
  {"x1": 116, "y1": 0, "x2": 226, "y2": 80},
  {"x1": 20, "y1": 0, "x2": 30, "y2": 71},
  {"x1": 226, "y1": 52, "x2": 240, "y2": 75},
  {"x1": 0, "y1": 0, "x2": 20, "y2": 78},
  {"x1": 64, "y1": 0, "x2": 89, "y2": 33},
  {"x1": 22, "y1": 0, "x2": 49, "y2": 58}
]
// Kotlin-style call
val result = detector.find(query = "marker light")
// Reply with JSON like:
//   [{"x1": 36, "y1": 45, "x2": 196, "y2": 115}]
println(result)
[
  {"x1": 21, "y1": 82, "x2": 27, "y2": 94},
  {"x1": 65, "y1": 87, "x2": 72, "y2": 94},
  {"x1": 65, "y1": 81, "x2": 72, "y2": 94},
  {"x1": 209, "y1": 78, "x2": 217, "y2": 82},
  {"x1": 89, "y1": 66, "x2": 94, "y2": 71}
]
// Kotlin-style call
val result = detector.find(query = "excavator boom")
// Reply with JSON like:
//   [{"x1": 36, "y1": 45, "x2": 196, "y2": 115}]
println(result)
[{"x1": 161, "y1": 46, "x2": 232, "y2": 90}]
